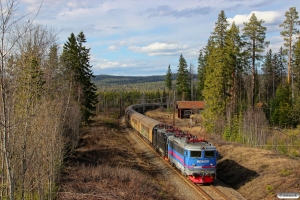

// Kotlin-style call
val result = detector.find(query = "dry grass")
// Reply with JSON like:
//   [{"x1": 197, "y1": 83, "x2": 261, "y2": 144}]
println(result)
[
  {"x1": 57, "y1": 110, "x2": 177, "y2": 200},
  {"x1": 146, "y1": 109, "x2": 300, "y2": 200}
]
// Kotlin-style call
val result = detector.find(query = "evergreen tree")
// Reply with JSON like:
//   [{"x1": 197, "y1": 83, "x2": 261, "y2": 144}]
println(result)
[
  {"x1": 271, "y1": 85, "x2": 292, "y2": 127},
  {"x1": 293, "y1": 38, "x2": 300, "y2": 97},
  {"x1": 277, "y1": 47, "x2": 287, "y2": 85},
  {"x1": 165, "y1": 64, "x2": 173, "y2": 109},
  {"x1": 272, "y1": 53, "x2": 281, "y2": 96},
  {"x1": 224, "y1": 22, "x2": 244, "y2": 117},
  {"x1": 45, "y1": 44, "x2": 60, "y2": 97},
  {"x1": 61, "y1": 31, "x2": 98, "y2": 124},
  {"x1": 176, "y1": 54, "x2": 190, "y2": 100},
  {"x1": 242, "y1": 13, "x2": 269, "y2": 107},
  {"x1": 77, "y1": 31, "x2": 99, "y2": 123},
  {"x1": 262, "y1": 49, "x2": 274, "y2": 102},
  {"x1": 197, "y1": 50, "x2": 206, "y2": 100},
  {"x1": 279, "y1": 7, "x2": 300, "y2": 85},
  {"x1": 165, "y1": 64, "x2": 172, "y2": 91},
  {"x1": 62, "y1": 33, "x2": 80, "y2": 86},
  {"x1": 202, "y1": 10, "x2": 229, "y2": 132}
]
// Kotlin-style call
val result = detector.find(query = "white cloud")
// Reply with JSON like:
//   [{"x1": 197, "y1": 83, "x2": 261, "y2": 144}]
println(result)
[
  {"x1": 228, "y1": 11, "x2": 282, "y2": 26},
  {"x1": 144, "y1": 5, "x2": 212, "y2": 18},
  {"x1": 119, "y1": 41, "x2": 126, "y2": 46},
  {"x1": 128, "y1": 42, "x2": 189, "y2": 56},
  {"x1": 108, "y1": 45, "x2": 118, "y2": 51},
  {"x1": 92, "y1": 57, "x2": 120, "y2": 69},
  {"x1": 66, "y1": 1, "x2": 80, "y2": 9}
]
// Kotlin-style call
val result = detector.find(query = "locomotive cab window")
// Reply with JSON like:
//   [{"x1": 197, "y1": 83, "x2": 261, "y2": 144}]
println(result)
[
  {"x1": 204, "y1": 150, "x2": 214, "y2": 158},
  {"x1": 190, "y1": 151, "x2": 202, "y2": 158}
]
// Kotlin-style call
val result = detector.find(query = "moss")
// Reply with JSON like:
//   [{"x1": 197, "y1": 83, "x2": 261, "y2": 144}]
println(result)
[
  {"x1": 280, "y1": 168, "x2": 293, "y2": 177},
  {"x1": 266, "y1": 185, "x2": 274, "y2": 194}
]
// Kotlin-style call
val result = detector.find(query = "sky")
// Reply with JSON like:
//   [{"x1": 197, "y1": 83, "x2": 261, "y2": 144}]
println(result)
[{"x1": 17, "y1": 0, "x2": 300, "y2": 76}]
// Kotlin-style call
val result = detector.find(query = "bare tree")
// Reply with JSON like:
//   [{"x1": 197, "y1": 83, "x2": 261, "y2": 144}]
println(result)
[
  {"x1": 0, "y1": 1, "x2": 82, "y2": 199},
  {"x1": 0, "y1": 1, "x2": 27, "y2": 198}
]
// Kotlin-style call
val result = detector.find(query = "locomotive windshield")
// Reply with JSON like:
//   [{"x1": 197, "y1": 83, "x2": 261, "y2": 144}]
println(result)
[
  {"x1": 191, "y1": 151, "x2": 202, "y2": 158},
  {"x1": 204, "y1": 150, "x2": 214, "y2": 158}
]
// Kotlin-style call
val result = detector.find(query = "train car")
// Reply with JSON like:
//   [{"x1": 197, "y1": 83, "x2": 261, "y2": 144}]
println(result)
[
  {"x1": 168, "y1": 134, "x2": 217, "y2": 184},
  {"x1": 139, "y1": 116, "x2": 160, "y2": 143},
  {"x1": 152, "y1": 125, "x2": 178, "y2": 160},
  {"x1": 125, "y1": 104, "x2": 161, "y2": 143}
]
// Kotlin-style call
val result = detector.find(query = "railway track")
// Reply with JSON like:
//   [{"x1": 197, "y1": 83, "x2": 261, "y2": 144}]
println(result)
[
  {"x1": 126, "y1": 123, "x2": 232, "y2": 200},
  {"x1": 196, "y1": 184, "x2": 231, "y2": 200}
]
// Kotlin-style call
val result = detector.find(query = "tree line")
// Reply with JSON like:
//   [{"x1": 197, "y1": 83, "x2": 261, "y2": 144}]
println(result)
[
  {"x1": 0, "y1": 1, "x2": 97, "y2": 199},
  {"x1": 165, "y1": 8, "x2": 300, "y2": 157}
]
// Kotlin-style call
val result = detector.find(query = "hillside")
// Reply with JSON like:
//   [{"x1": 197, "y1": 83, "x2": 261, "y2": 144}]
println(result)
[
  {"x1": 93, "y1": 74, "x2": 176, "y2": 85},
  {"x1": 93, "y1": 74, "x2": 200, "y2": 92},
  {"x1": 92, "y1": 74, "x2": 179, "y2": 91}
]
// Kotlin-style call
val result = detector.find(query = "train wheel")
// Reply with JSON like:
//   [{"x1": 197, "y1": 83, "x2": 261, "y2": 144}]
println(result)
[
  {"x1": 181, "y1": 169, "x2": 187, "y2": 177},
  {"x1": 171, "y1": 162, "x2": 175, "y2": 167}
]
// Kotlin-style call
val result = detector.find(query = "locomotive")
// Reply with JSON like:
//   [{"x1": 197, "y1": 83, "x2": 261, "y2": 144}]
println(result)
[{"x1": 125, "y1": 103, "x2": 218, "y2": 184}]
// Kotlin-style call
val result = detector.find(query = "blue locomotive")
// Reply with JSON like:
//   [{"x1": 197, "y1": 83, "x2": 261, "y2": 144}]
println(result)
[
  {"x1": 125, "y1": 103, "x2": 218, "y2": 184},
  {"x1": 168, "y1": 132, "x2": 217, "y2": 183}
]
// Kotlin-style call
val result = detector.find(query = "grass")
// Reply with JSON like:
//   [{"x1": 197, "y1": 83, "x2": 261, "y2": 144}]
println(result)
[
  {"x1": 280, "y1": 168, "x2": 293, "y2": 177},
  {"x1": 57, "y1": 109, "x2": 178, "y2": 200},
  {"x1": 265, "y1": 185, "x2": 274, "y2": 194}
]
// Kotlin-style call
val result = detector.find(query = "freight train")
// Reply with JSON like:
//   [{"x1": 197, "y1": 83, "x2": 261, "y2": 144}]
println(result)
[{"x1": 125, "y1": 103, "x2": 218, "y2": 184}]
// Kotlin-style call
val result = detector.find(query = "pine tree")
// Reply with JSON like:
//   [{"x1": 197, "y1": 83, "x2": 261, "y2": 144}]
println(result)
[
  {"x1": 197, "y1": 50, "x2": 206, "y2": 100},
  {"x1": 277, "y1": 47, "x2": 287, "y2": 85},
  {"x1": 77, "y1": 31, "x2": 99, "y2": 124},
  {"x1": 279, "y1": 7, "x2": 300, "y2": 85},
  {"x1": 272, "y1": 53, "x2": 281, "y2": 96},
  {"x1": 242, "y1": 13, "x2": 269, "y2": 107},
  {"x1": 176, "y1": 54, "x2": 190, "y2": 100},
  {"x1": 224, "y1": 22, "x2": 244, "y2": 118},
  {"x1": 61, "y1": 31, "x2": 98, "y2": 124},
  {"x1": 262, "y1": 49, "x2": 273, "y2": 102},
  {"x1": 165, "y1": 64, "x2": 172, "y2": 91},
  {"x1": 165, "y1": 64, "x2": 173, "y2": 109},
  {"x1": 293, "y1": 38, "x2": 300, "y2": 97},
  {"x1": 271, "y1": 85, "x2": 292, "y2": 127},
  {"x1": 202, "y1": 11, "x2": 229, "y2": 132}
]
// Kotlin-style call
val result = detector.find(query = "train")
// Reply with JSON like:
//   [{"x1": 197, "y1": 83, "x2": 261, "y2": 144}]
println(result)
[{"x1": 125, "y1": 103, "x2": 218, "y2": 184}]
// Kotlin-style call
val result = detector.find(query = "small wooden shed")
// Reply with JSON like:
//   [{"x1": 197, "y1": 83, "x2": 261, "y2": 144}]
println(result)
[{"x1": 177, "y1": 101, "x2": 205, "y2": 119}]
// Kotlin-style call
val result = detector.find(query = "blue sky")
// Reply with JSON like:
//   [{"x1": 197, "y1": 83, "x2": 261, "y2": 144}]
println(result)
[{"x1": 19, "y1": 0, "x2": 300, "y2": 76}]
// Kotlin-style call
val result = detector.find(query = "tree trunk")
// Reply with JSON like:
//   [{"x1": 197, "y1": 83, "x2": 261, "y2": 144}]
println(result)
[{"x1": 252, "y1": 41, "x2": 256, "y2": 107}]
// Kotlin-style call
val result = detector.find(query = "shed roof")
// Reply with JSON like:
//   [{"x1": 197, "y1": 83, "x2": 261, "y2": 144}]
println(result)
[{"x1": 177, "y1": 101, "x2": 205, "y2": 109}]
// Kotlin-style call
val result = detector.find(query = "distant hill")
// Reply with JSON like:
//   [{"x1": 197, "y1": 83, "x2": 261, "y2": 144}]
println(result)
[
  {"x1": 92, "y1": 74, "x2": 199, "y2": 92},
  {"x1": 92, "y1": 74, "x2": 177, "y2": 85}
]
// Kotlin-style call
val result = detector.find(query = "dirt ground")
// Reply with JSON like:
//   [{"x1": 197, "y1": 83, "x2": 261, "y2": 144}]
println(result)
[
  {"x1": 145, "y1": 108, "x2": 300, "y2": 200},
  {"x1": 57, "y1": 110, "x2": 179, "y2": 200}
]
